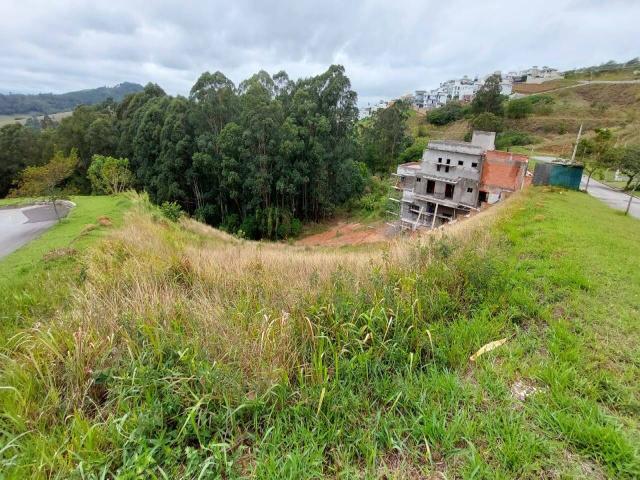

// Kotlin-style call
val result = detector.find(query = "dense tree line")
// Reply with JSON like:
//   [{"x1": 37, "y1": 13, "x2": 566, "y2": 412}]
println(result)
[
  {"x1": 1, "y1": 66, "x2": 369, "y2": 239},
  {"x1": 358, "y1": 100, "x2": 412, "y2": 173},
  {"x1": 0, "y1": 82, "x2": 143, "y2": 116}
]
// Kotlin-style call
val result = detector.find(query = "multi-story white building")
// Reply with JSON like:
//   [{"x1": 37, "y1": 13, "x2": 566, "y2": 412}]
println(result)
[{"x1": 359, "y1": 99, "x2": 390, "y2": 118}]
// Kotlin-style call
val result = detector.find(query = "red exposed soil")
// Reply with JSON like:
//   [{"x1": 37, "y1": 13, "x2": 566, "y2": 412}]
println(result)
[{"x1": 296, "y1": 221, "x2": 396, "y2": 247}]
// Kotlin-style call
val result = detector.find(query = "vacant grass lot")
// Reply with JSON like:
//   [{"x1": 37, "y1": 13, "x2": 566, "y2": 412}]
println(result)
[{"x1": 0, "y1": 189, "x2": 638, "y2": 478}]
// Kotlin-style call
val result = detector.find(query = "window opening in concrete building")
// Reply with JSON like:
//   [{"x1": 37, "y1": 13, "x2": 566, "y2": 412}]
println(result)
[
  {"x1": 467, "y1": 187, "x2": 473, "y2": 193},
  {"x1": 445, "y1": 184, "x2": 454, "y2": 199},
  {"x1": 458, "y1": 160, "x2": 464, "y2": 166},
  {"x1": 427, "y1": 180, "x2": 435, "y2": 193},
  {"x1": 472, "y1": 162, "x2": 478, "y2": 168}
]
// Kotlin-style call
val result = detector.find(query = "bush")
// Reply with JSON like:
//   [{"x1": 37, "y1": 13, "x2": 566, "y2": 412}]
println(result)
[
  {"x1": 505, "y1": 98, "x2": 533, "y2": 119},
  {"x1": 426, "y1": 101, "x2": 466, "y2": 126},
  {"x1": 220, "y1": 213, "x2": 240, "y2": 233},
  {"x1": 398, "y1": 137, "x2": 428, "y2": 163},
  {"x1": 470, "y1": 112, "x2": 504, "y2": 133},
  {"x1": 194, "y1": 204, "x2": 220, "y2": 225},
  {"x1": 495, "y1": 131, "x2": 537, "y2": 150},
  {"x1": 160, "y1": 201, "x2": 182, "y2": 222}
]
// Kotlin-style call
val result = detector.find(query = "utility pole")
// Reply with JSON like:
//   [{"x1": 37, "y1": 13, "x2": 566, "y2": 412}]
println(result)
[{"x1": 570, "y1": 123, "x2": 583, "y2": 163}]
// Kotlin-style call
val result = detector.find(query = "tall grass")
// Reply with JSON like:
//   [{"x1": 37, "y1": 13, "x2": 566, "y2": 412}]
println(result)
[{"x1": 1, "y1": 190, "x2": 638, "y2": 478}]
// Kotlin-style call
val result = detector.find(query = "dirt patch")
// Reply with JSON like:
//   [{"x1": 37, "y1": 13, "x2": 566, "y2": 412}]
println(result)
[
  {"x1": 43, "y1": 247, "x2": 77, "y2": 261},
  {"x1": 97, "y1": 216, "x2": 113, "y2": 227},
  {"x1": 511, "y1": 378, "x2": 543, "y2": 402},
  {"x1": 296, "y1": 221, "x2": 398, "y2": 247}
]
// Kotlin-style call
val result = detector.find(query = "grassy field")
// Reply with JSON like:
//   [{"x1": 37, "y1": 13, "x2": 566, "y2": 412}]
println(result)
[
  {"x1": 0, "y1": 188, "x2": 639, "y2": 478},
  {"x1": 512, "y1": 79, "x2": 579, "y2": 94},
  {"x1": 0, "y1": 195, "x2": 131, "y2": 340},
  {"x1": 567, "y1": 67, "x2": 640, "y2": 82},
  {"x1": 0, "y1": 110, "x2": 73, "y2": 127}
]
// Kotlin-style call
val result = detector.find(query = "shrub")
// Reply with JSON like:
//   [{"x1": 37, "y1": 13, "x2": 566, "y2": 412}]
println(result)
[
  {"x1": 471, "y1": 112, "x2": 504, "y2": 133},
  {"x1": 194, "y1": 204, "x2": 220, "y2": 225},
  {"x1": 87, "y1": 155, "x2": 133, "y2": 195},
  {"x1": 160, "y1": 201, "x2": 182, "y2": 222},
  {"x1": 220, "y1": 213, "x2": 240, "y2": 233},
  {"x1": 427, "y1": 101, "x2": 466, "y2": 126},
  {"x1": 505, "y1": 98, "x2": 533, "y2": 119},
  {"x1": 495, "y1": 131, "x2": 537, "y2": 150},
  {"x1": 398, "y1": 137, "x2": 428, "y2": 163}
]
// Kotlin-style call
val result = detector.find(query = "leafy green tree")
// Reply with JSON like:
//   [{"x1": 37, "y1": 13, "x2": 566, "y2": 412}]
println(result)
[
  {"x1": 0, "y1": 124, "x2": 43, "y2": 197},
  {"x1": 471, "y1": 74, "x2": 504, "y2": 115},
  {"x1": 0, "y1": 66, "x2": 367, "y2": 239},
  {"x1": 87, "y1": 155, "x2": 132, "y2": 194},
  {"x1": 576, "y1": 128, "x2": 615, "y2": 189},
  {"x1": 614, "y1": 144, "x2": 640, "y2": 191},
  {"x1": 398, "y1": 137, "x2": 428, "y2": 163},
  {"x1": 360, "y1": 100, "x2": 412, "y2": 173},
  {"x1": 10, "y1": 150, "x2": 78, "y2": 220}
]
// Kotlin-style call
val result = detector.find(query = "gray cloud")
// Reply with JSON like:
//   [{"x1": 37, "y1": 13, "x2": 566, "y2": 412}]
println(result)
[{"x1": 1, "y1": 0, "x2": 638, "y2": 105}]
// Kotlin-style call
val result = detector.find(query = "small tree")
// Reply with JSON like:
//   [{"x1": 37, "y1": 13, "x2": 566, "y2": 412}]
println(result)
[
  {"x1": 10, "y1": 150, "x2": 78, "y2": 220},
  {"x1": 471, "y1": 74, "x2": 504, "y2": 115},
  {"x1": 615, "y1": 144, "x2": 640, "y2": 191},
  {"x1": 87, "y1": 155, "x2": 133, "y2": 194},
  {"x1": 576, "y1": 128, "x2": 614, "y2": 189},
  {"x1": 613, "y1": 144, "x2": 640, "y2": 215}
]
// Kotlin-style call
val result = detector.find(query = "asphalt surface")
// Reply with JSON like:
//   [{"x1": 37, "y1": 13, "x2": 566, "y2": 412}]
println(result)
[
  {"x1": 580, "y1": 177, "x2": 639, "y2": 220},
  {"x1": 0, "y1": 203, "x2": 72, "y2": 258}
]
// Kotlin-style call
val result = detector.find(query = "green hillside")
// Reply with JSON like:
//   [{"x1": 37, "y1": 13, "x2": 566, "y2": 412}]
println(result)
[
  {"x1": 410, "y1": 81, "x2": 640, "y2": 158},
  {"x1": 1, "y1": 188, "x2": 638, "y2": 478},
  {"x1": 0, "y1": 82, "x2": 144, "y2": 116}
]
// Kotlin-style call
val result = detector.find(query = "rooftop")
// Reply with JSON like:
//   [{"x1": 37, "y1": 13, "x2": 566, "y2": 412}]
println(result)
[
  {"x1": 485, "y1": 150, "x2": 529, "y2": 163},
  {"x1": 428, "y1": 140, "x2": 484, "y2": 155}
]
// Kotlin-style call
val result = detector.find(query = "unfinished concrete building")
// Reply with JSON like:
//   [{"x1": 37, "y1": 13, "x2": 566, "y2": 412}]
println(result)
[{"x1": 394, "y1": 131, "x2": 529, "y2": 230}]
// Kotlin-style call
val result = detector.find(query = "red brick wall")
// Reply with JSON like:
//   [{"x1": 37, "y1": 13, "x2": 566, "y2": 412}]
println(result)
[{"x1": 480, "y1": 151, "x2": 528, "y2": 193}]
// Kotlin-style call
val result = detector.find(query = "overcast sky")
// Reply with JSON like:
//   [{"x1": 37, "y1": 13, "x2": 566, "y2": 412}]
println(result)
[{"x1": 1, "y1": 0, "x2": 638, "y2": 105}]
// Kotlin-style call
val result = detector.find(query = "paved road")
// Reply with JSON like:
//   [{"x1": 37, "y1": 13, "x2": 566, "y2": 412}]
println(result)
[
  {"x1": 580, "y1": 177, "x2": 639, "y2": 219},
  {"x1": 0, "y1": 203, "x2": 72, "y2": 258}
]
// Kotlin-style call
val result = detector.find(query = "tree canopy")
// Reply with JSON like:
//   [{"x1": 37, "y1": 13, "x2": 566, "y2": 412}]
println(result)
[
  {"x1": 471, "y1": 74, "x2": 504, "y2": 116},
  {"x1": 359, "y1": 100, "x2": 412, "y2": 174},
  {"x1": 1, "y1": 66, "x2": 367, "y2": 239}
]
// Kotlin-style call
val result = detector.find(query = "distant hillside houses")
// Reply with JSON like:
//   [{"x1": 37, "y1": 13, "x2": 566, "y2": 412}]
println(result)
[
  {"x1": 359, "y1": 65, "x2": 563, "y2": 117},
  {"x1": 411, "y1": 66, "x2": 563, "y2": 110},
  {"x1": 412, "y1": 73, "x2": 513, "y2": 110},
  {"x1": 505, "y1": 65, "x2": 563, "y2": 84},
  {"x1": 359, "y1": 99, "x2": 390, "y2": 118}
]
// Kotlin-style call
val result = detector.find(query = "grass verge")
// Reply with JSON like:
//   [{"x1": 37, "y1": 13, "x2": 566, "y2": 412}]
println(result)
[{"x1": 0, "y1": 194, "x2": 131, "y2": 340}]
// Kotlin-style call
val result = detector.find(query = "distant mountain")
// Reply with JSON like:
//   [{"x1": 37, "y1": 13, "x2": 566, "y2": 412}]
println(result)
[{"x1": 0, "y1": 82, "x2": 145, "y2": 116}]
